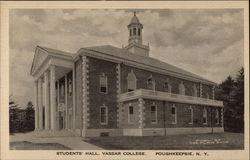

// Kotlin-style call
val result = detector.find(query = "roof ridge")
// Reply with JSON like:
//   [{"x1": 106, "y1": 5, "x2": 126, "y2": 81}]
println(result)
[
  {"x1": 38, "y1": 45, "x2": 73, "y2": 56},
  {"x1": 81, "y1": 45, "x2": 215, "y2": 84}
]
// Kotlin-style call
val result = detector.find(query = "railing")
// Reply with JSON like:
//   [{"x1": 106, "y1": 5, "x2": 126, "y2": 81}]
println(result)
[{"x1": 119, "y1": 89, "x2": 223, "y2": 107}]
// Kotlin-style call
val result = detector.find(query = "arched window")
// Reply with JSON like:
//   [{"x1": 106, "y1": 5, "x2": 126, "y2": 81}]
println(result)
[
  {"x1": 206, "y1": 92, "x2": 210, "y2": 99},
  {"x1": 127, "y1": 70, "x2": 137, "y2": 92},
  {"x1": 164, "y1": 78, "x2": 172, "y2": 93},
  {"x1": 215, "y1": 109, "x2": 219, "y2": 125},
  {"x1": 188, "y1": 106, "x2": 193, "y2": 124},
  {"x1": 179, "y1": 81, "x2": 185, "y2": 95},
  {"x1": 203, "y1": 107, "x2": 207, "y2": 124},
  {"x1": 171, "y1": 104, "x2": 177, "y2": 124},
  {"x1": 192, "y1": 84, "x2": 197, "y2": 97},
  {"x1": 138, "y1": 28, "x2": 141, "y2": 36},
  {"x1": 133, "y1": 28, "x2": 136, "y2": 36},
  {"x1": 128, "y1": 104, "x2": 134, "y2": 124},
  {"x1": 151, "y1": 102, "x2": 157, "y2": 124},
  {"x1": 147, "y1": 75, "x2": 155, "y2": 91}
]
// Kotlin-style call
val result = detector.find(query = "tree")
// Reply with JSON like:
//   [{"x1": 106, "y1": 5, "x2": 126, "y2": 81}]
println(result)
[
  {"x1": 9, "y1": 95, "x2": 19, "y2": 134},
  {"x1": 230, "y1": 67, "x2": 244, "y2": 132},
  {"x1": 216, "y1": 68, "x2": 244, "y2": 133},
  {"x1": 24, "y1": 101, "x2": 35, "y2": 132}
]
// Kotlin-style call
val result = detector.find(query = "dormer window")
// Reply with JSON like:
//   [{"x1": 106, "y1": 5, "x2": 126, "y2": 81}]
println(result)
[
  {"x1": 147, "y1": 75, "x2": 155, "y2": 90},
  {"x1": 179, "y1": 81, "x2": 185, "y2": 95},
  {"x1": 127, "y1": 70, "x2": 137, "y2": 92},
  {"x1": 99, "y1": 73, "x2": 108, "y2": 94}
]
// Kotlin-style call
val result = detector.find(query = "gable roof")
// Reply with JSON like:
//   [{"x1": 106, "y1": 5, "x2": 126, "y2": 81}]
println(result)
[
  {"x1": 31, "y1": 45, "x2": 216, "y2": 85},
  {"x1": 79, "y1": 45, "x2": 216, "y2": 85},
  {"x1": 30, "y1": 46, "x2": 73, "y2": 75}
]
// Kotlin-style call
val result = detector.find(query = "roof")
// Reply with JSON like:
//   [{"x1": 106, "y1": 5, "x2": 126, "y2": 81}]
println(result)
[
  {"x1": 81, "y1": 45, "x2": 216, "y2": 85},
  {"x1": 31, "y1": 45, "x2": 215, "y2": 85},
  {"x1": 38, "y1": 45, "x2": 73, "y2": 57},
  {"x1": 130, "y1": 15, "x2": 141, "y2": 24}
]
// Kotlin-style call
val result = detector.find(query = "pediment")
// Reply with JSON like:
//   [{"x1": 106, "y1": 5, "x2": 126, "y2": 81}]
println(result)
[{"x1": 31, "y1": 46, "x2": 49, "y2": 75}]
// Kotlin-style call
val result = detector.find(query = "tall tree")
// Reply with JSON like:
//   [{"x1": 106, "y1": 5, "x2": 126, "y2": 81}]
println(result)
[
  {"x1": 24, "y1": 101, "x2": 35, "y2": 131},
  {"x1": 230, "y1": 67, "x2": 244, "y2": 132},
  {"x1": 9, "y1": 95, "x2": 19, "y2": 134},
  {"x1": 216, "y1": 68, "x2": 244, "y2": 133}
]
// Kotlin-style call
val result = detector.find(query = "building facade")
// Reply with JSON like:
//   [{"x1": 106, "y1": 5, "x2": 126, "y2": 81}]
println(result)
[{"x1": 30, "y1": 13, "x2": 224, "y2": 137}]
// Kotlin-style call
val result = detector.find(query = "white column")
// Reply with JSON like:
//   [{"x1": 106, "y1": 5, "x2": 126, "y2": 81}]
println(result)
[
  {"x1": 65, "y1": 75, "x2": 68, "y2": 129},
  {"x1": 72, "y1": 66, "x2": 76, "y2": 130},
  {"x1": 38, "y1": 78, "x2": 43, "y2": 130},
  {"x1": 50, "y1": 65, "x2": 57, "y2": 130},
  {"x1": 34, "y1": 81, "x2": 39, "y2": 131},
  {"x1": 44, "y1": 71, "x2": 50, "y2": 130}
]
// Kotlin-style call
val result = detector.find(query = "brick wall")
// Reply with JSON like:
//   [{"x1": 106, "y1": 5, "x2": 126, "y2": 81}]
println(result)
[
  {"x1": 122, "y1": 100, "x2": 140, "y2": 128},
  {"x1": 142, "y1": 99, "x2": 222, "y2": 128},
  {"x1": 88, "y1": 57, "x2": 118, "y2": 129},
  {"x1": 75, "y1": 59, "x2": 83, "y2": 129},
  {"x1": 120, "y1": 64, "x2": 215, "y2": 98}
]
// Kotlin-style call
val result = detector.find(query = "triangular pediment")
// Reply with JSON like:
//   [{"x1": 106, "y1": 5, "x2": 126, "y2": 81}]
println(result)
[{"x1": 30, "y1": 46, "x2": 49, "y2": 75}]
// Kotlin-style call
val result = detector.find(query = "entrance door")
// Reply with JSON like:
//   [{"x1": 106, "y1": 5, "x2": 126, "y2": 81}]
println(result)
[{"x1": 59, "y1": 111, "x2": 64, "y2": 130}]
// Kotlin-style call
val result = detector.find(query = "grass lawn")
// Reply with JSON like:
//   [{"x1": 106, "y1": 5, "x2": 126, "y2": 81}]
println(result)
[
  {"x1": 10, "y1": 141, "x2": 71, "y2": 150},
  {"x1": 83, "y1": 132, "x2": 244, "y2": 150}
]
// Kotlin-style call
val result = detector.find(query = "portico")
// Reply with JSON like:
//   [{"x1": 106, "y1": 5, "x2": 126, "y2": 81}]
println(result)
[{"x1": 31, "y1": 46, "x2": 75, "y2": 132}]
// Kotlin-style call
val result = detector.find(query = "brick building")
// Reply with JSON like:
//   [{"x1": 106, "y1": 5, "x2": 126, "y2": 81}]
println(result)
[{"x1": 30, "y1": 13, "x2": 224, "y2": 137}]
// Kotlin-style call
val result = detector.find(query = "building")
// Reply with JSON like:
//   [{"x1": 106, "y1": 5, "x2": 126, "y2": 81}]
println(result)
[{"x1": 30, "y1": 12, "x2": 224, "y2": 137}]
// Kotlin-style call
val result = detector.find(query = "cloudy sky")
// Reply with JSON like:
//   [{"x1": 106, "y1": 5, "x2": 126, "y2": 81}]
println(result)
[{"x1": 10, "y1": 9, "x2": 244, "y2": 108}]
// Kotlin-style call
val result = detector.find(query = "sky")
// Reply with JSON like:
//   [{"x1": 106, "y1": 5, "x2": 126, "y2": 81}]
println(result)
[{"x1": 9, "y1": 9, "x2": 244, "y2": 108}]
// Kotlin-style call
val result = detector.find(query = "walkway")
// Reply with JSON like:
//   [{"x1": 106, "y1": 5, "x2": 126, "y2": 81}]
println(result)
[{"x1": 10, "y1": 133, "x2": 103, "y2": 150}]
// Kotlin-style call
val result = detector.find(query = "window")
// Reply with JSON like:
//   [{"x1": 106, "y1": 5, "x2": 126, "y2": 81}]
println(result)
[
  {"x1": 147, "y1": 75, "x2": 155, "y2": 90},
  {"x1": 128, "y1": 105, "x2": 134, "y2": 124},
  {"x1": 206, "y1": 92, "x2": 210, "y2": 99},
  {"x1": 188, "y1": 106, "x2": 193, "y2": 124},
  {"x1": 133, "y1": 28, "x2": 136, "y2": 36},
  {"x1": 192, "y1": 85, "x2": 197, "y2": 97},
  {"x1": 151, "y1": 104, "x2": 157, "y2": 124},
  {"x1": 179, "y1": 81, "x2": 185, "y2": 95},
  {"x1": 215, "y1": 109, "x2": 219, "y2": 125},
  {"x1": 203, "y1": 108, "x2": 207, "y2": 124},
  {"x1": 100, "y1": 104, "x2": 108, "y2": 125},
  {"x1": 138, "y1": 28, "x2": 141, "y2": 36},
  {"x1": 171, "y1": 105, "x2": 177, "y2": 124},
  {"x1": 130, "y1": 29, "x2": 132, "y2": 36},
  {"x1": 164, "y1": 79, "x2": 172, "y2": 93},
  {"x1": 99, "y1": 73, "x2": 108, "y2": 94},
  {"x1": 127, "y1": 70, "x2": 137, "y2": 92}
]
